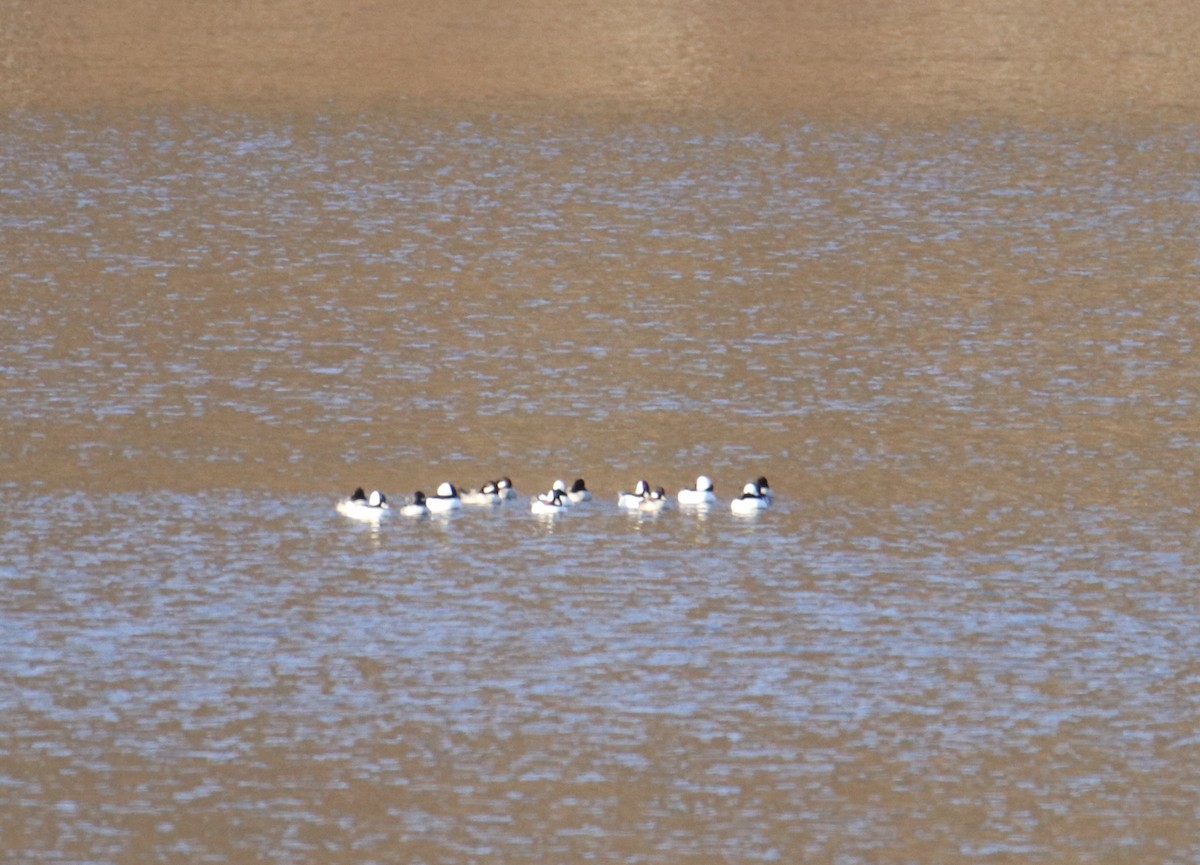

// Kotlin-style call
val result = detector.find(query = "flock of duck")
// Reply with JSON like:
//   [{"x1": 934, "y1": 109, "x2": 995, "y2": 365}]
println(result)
[{"x1": 336, "y1": 475, "x2": 775, "y2": 522}]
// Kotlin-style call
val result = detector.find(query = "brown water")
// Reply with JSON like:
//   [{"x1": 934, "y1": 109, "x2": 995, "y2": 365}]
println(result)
[{"x1": 3, "y1": 2, "x2": 1200, "y2": 863}]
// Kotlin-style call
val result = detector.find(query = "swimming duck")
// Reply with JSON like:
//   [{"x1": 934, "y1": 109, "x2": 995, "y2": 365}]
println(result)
[
  {"x1": 336, "y1": 487, "x2": 389, "y2": 521},
  {"x1": 567, "y1": 478, "x2": 592, "y2": 503},
  {"x1": 531, "y1": 488, "x2": 569, "y2": 515},
  {"x1": 399, "y1": 491, "x2": 430, "y2": 517},
  {"x1": 639, "y1": 486, "x2": 671, "y2": 512},
  {"x1": 754, "y1": 476, "x2": 775, "y2": 500},
  {"x1": 731, "y1": 481, "x2": 770, "y2": 514},
  {"x1": 461, "y1": 480, "x2": 502, "y2": 506},
  {"x1": 426, "y1": 481, "x2": 463, "y2": 513},
  {"x1": 549, "y1": 479, "x2": 575, "y2": 506},
  {"x1": 677, "y1": 475, "x2": 717, "y2": 506},
  {"x1": 617, "y1": 479, "x2": 650, "y2": 510}
]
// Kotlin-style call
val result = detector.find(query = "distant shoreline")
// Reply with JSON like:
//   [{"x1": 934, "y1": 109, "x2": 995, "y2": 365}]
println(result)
[{"x1": 4, "y1": 0, "x2": 1198, "y2": 124}]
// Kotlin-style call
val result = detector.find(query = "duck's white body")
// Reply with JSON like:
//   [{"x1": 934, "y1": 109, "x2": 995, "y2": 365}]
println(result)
[
  {"x1": 426, "y1": 482, "x2": 463, "y2": 513},
  {"x1": 731, "y1": 482, "x2": 770, "y2": 514},
  {"x1": 617, "y1": 480, "x2": 649, "y2": 510},
  {"x1": 399, "y1": 491, "x2": 430, "y2": 517},
  {"x1": 337, "y1": 488, "x2": 389, "y2": 521},
  {"x1": 531, "y1": 489, "x2": 568, "y2": 515},
  {"x1": 461, "y1": 481, "x2": 502, "y2": 506},
  {"x1": 677, "y1": 475, "x2": 717, "y2": 507}
]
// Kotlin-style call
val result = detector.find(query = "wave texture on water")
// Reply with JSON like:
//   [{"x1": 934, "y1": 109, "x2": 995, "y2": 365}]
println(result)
[
  {"x1": 2, "y1": 110, "x2": 1199, "y2": 861},
  {"x1": 2, "y1": 489, "x2": 1198, "y2": 862}
]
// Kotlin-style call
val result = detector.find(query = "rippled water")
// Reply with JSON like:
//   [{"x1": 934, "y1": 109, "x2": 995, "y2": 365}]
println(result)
[{"x1": 3, "y1": 110, "x2": 1199, "y2": 861}]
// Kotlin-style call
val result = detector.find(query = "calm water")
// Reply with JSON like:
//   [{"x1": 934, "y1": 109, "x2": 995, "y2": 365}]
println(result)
[{"x1": 3, "y1": 110, "x2": 1199, "y2": 862}]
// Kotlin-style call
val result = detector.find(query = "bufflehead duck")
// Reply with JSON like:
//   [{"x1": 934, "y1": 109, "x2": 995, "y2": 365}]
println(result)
[
  {"x1": 677, "y1": 475, "x2": 717, "y2": 507},
  {"x1": 531, "y1": 488, "x2": 569, "y2": 515},
  {"x1": 567, "y1": 478, "x2": 592, "y2": 503},
  {"x1": 639, "y1": 486, "x2": 671, "y2": 512},
  {"x1": 731, "y1": 481, "x2": 770, "y2": 514},
  {"x1": 337, "y1": 487, "x2": 389, "y2": 521},
  {"x1": 617, "y1": 479, "x2": 650, "y2": 509},
  {"x1": 399, "y1": 491, "x2": 430, "y2": 517},
  {"x1": 496, "y1": 477, "x2": 517, "y2": 500},
  {"x1": 461, "y1": 480, "x2": 502, "y2": 506},
  {"x1": 549, "y1": 479, "x2": 575, "y2": 506},
  {"x1": 754, "y1": 476, "x2": 775, "y2": 500},
  {"x1": 426, "y1": 481, "x2": 463, "y2": 513}
]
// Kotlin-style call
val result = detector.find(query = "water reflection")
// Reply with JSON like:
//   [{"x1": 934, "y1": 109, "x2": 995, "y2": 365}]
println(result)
[{"x1": 3, "y1": 483, "x2": 1197, "y2": 860}]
